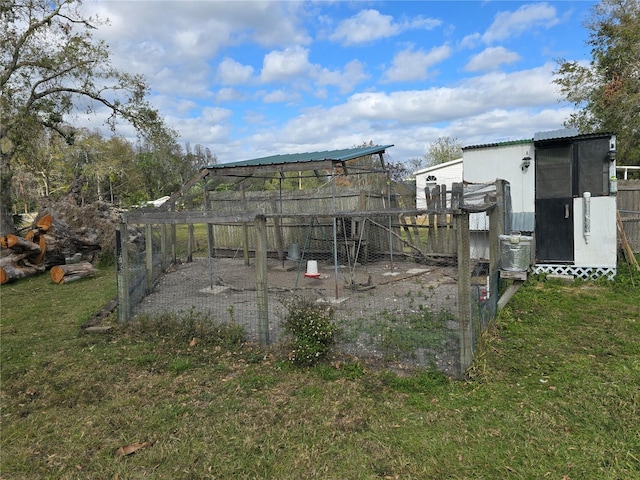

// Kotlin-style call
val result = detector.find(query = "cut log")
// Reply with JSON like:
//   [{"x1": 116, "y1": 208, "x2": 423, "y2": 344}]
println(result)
[
  {"x1": 0, "y1": 263, "x2": 46, "y2": 284},
  {"x1": 36, "y1": 213, "x2": 53, "y2": 231},
  {"x1": 1, "y1": 252, "x2": 33, "y2": 267},
  {"x1": 50, "y1": 262, "x2": 96, "y2": 284},
  {"x1": 0, "y1": 234, "x2": 42, "y2": 256}
]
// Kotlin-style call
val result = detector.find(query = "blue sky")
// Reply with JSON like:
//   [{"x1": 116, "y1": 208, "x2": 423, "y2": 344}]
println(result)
[{"x1": 84, "y1": 1, "x2": 597, "y2": 165}]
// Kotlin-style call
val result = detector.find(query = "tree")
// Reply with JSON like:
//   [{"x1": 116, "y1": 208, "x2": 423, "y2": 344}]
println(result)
[
  {"x1": 424, "y1": 137, "x2": 463, "y2": 166},
  {"x1": 554, "y1": 0, "x2": 640, "y2": 164},
  {"x1": 1, "y1": 0, "x2": 172, "y2": 234}
]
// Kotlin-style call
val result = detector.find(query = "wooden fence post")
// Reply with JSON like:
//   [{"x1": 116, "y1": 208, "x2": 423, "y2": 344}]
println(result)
[
  {"x1": 187, "y1": 224, "x2": 194, "y2": 263},
  {"x1": 488, "y1": 179, "x2": 506, "y2": 317},
  {"x1": 145, "y1": 224, "x2": 154, "y2": 294},
  {"x1": 255, "y1": 215, "x2": 270, "y2": 345},
  {"x1": 160, "y1": 224, "x2": 168, "y2": 270},
  {"x1": 456, "y1": 210, "x2": 473, "y2": 374},
  {"x1": 116, "y1": 221, "x2": 130, "y2": 323}
]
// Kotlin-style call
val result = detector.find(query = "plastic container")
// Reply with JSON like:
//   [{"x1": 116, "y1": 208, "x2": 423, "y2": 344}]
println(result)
[
  {"x1": 287, "y1": 243, "x2": 300, "y2": 261},
  {"x1": 499, "y1": 232, "x2": 532, "y2": 271}
]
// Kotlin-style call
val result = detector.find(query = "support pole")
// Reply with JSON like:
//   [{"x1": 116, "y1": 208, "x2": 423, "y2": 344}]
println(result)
[
  {"x1": 160, "y1": 224, "x2": 168, "y2": 270},
  {"x1": 457, "y1": 210, "x2": 473, "y2": 374},
  {"x1": 116, "y1": 221, "x2": 130, "y2": 323},
  {"x1": 488, "y1": 179, "x2": 506, "y2": 318},
  {"x1": 187, "y1": 224, "x2": 194, "y2": 263},
  {"x1": 241, "y1": 183, "x2": 250, "y2": 266},
  {"x1": 255, "y1": 215, "x2": 270, "y2": 345},
  {"x1": 145, "y1": 223, "x2": 153, "y2": 294},
  {"x1": 203, "y1": 178, "x2": 215, "y2": 289},
  {"x1": 331, "y1": 165, "x2": 339, "y2": 300}
]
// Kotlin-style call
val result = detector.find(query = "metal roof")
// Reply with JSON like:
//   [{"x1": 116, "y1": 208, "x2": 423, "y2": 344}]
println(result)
[
  {"x1": 462, "y1": 139, "x2": 533, "y2": 151},
  {"x1": 202, "y1": 144, "x2": 394, "y2": 176},
  {"x1": 413, "y1": 157, "x2": 463, "y2": 176},
  {"x1": 533, "y1": 129, "x2": 614, "y2": 143},
  {"x1": 533, "y1": 128, "x2": 579, "y2": 142}
]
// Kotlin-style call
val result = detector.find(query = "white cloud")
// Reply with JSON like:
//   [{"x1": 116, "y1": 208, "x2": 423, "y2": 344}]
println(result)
[
  {"x1": 215, "y1": 58, "x2": 255, "y2": 85},
  {"x1": 483, "y1": 3, "x2": 559, "y2": 44},
  {"x1": 329, "y1": 9, "x2": 440, "y2": 46},
  {"x1": 278, "y1": 63, "x2": 561, "y2": 127},
  {"x1": 260, "y1": 47, "x2": 313, "y2": 83},
  {"x1": 214, "y1": 87, "x2": 247, "y2": 103},
  {"x1": 330, "y1": 9, "x2": 399, "y2": 45},
  {"x1": 316, "y1": 59, "x2": 370, "y2": 94},
  {"x1": 382, "y1": 45, "x2": 452, "y2": 83},
  {"x1": 465, "y1": 46, "x2": 521, "y2": 72},
  {"x1": 262, "y1": 89, "x2": 302, "y2": 104}
]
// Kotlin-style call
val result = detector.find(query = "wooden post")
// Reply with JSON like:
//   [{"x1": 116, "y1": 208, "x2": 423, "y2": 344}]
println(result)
[
  {"x1": 116, "y1": 221, "x2": 130, "y2": 323},
  {"x1": 488, "y1": 179, "x2": 506, "y2": 317},
  {"x1": 242, "y1": 184, "x2": 250, "y2": 266},
  {"x1": 456, "y1": 210, "x2": 473, "y2": 375},
  {"x1": 170, "y1": 224, "x2": 177, "y2": 264},
  {"x1": 270, "y1": 198, "x2": 284, "y2": 261},
  {"x1": 187, "y1": 224, "x2": 194, "y2": 263},
  {"x1": 160, "y1": 224, "x2": 168, "y2": 271},
  {"x1": 255, "y1": 215, "x2": 270, "y2": 345},
  {"x1": 145, "y1": 224, "x2": 154, "y2": 294},
  {"x1": 203, "y1": 181, "x2": 215, "y2": 260}
]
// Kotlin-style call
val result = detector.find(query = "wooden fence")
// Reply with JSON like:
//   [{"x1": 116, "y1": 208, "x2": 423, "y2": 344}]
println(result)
[
  {"x1": 116, "y1": 181, "x2": 508, "y2": 376},
  {"x1": 618, "y1": 180, "x2": 640, "y2": 252}
]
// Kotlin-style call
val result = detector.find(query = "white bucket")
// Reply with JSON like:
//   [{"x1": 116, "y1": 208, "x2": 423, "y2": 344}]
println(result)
[
  {"x1": 304, "y1": 260, "x2": 320, "y2": 278},
  {"x1": 287, "y1": 243, "x2": 300, "y2": 261}
]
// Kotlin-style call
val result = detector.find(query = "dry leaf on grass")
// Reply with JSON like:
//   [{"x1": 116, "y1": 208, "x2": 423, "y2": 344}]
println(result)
[{"x1": 115, "y1": 441, "x2": 153, "y2": 457}]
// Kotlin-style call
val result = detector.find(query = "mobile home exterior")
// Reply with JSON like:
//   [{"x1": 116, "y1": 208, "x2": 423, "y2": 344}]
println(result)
[
  {"x1": 463, "y1": 130, "x2": 617, "y2": 279},
  {"x1": 414, "y1": 158, "x2": 463, "y2": 209}
]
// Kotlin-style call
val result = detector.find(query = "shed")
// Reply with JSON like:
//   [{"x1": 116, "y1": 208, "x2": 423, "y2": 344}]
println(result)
[
  {"x1": 463, "y1": 129, "x2": 617, "y2": 279},
  {"x1": 414, "y1": 158, "x2": 463, "y2": 209}
]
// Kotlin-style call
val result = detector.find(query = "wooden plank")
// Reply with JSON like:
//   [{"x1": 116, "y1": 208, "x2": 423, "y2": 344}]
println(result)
[
  {"x1": 498, "y1": 281, "x2": 524, "y2": 310},
  {"x1": 500, "y1": 269, "x2": 528, "y2": 281},
  {"x1": 617, "y1": 210, "x2": 640, "y2": 270}
]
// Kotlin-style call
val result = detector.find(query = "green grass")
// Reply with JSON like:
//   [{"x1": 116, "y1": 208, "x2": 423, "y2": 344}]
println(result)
[{"x1": 1, "y1": 264, "x2": 639, "y2": 479}]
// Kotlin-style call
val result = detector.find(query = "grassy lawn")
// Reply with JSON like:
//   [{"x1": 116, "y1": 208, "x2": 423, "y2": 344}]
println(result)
[{"x1": 1, "y1": 264, "x2": 639, "y2": 479}]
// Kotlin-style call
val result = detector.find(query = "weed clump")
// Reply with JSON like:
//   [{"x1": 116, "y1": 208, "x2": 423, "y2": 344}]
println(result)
[
  {"x1": 130, "y1": 310, "x2": 246, "y2": 349},
  {"x1": 281, "y1": 297, "x2": 338, "y2": 367}
]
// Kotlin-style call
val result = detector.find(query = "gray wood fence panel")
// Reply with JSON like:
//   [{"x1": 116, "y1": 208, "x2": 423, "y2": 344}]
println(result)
[{"x1": 618, "y1": 181, "x2": 640, "y2": 252}]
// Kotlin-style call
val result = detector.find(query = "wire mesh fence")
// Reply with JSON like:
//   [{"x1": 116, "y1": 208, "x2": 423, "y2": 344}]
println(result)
[{"x1": 116, "y1": 183, "x2": 507, "y2": 377}]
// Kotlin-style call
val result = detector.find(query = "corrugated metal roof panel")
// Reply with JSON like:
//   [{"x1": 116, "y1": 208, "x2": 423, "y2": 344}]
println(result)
[
  {"x1": 206, "y1": 145, "x2": 394, "y2": 169},
  {"x1": 533, "y1": 128, "x2": 579, "y2": 141},
  {"x1": 414, "y1": 158, "x2": 463, "y2": 176},
  {"x1": 462, "y1": 139, "x2": 532, "y2": 150},
  {"x1": 533, "y1": 129, "x2": 614, "y2": 143}
]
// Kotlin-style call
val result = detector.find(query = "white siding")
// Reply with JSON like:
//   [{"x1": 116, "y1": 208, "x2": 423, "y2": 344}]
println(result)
[
  {"x1": 415, "y1": 159, "x2": 463, "y2": 209},
  {"x1": 573, "y1": 196, "x2": 617, "y2": 268},
  {"x1": 463, "y1": 142, "x2": 535, "y2": 217}
]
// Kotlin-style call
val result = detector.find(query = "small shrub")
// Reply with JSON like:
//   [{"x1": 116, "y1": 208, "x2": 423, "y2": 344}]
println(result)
[{"x1": 281, "y1": 297, "x2": 338, "y2": 367}]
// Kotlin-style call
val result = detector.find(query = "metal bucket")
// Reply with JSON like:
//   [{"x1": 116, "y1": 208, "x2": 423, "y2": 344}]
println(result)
[{"x1": 499, "y1": 232, "x2": 532, "y2": 271}]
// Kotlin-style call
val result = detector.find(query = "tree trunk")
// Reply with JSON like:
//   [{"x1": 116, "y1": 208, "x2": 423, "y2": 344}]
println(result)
[
  {"x1": 50, "y1": 262, "x2": 96, "y2": 284},
  {"x1": 0, "y1": 132, "x2": 15, "y2": 236},
  {"x1": 0, "y1": 234, "x2": 41, "y2": 255},
  {"x1": 0, "y1": 263, "x2": 45, "y2": 284}
]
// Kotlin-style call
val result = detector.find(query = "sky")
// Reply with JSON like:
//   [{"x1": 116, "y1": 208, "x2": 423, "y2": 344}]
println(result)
[{"x1": 81, "y1": 0, "x2": 598, "y2": 165}]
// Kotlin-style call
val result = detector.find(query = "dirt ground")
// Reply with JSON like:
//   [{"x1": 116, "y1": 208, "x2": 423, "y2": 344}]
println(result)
[{"x1": 133, "y1": 256, "x2": 464, "y2": 375}]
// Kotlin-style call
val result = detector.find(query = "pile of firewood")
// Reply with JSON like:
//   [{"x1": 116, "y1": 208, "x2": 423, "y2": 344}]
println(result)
[{"x1": 0, "y1": 213, "x2": 99, "y2": 285}]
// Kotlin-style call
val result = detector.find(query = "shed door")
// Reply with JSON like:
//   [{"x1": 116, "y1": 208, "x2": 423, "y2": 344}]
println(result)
[{"x1": 535, "y1": 146, "x2": 574, "y2": 263}]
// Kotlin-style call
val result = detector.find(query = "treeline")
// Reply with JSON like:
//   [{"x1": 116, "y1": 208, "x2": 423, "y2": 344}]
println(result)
[{"x1": 11, "y1": 127, "x2": 216, "y2": 214}]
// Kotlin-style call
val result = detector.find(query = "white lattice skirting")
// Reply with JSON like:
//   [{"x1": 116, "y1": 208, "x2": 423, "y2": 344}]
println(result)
[{"x1": 533, "y1": 264, "x2": 617, "y2": 281}]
